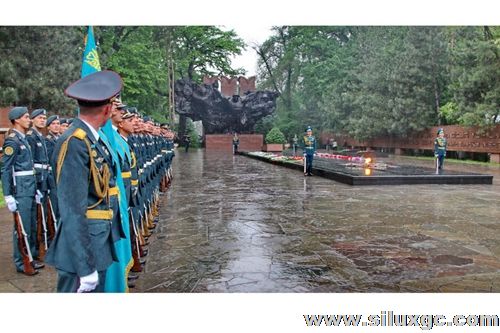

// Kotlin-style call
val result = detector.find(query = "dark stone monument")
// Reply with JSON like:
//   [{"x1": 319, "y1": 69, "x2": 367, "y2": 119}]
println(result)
[
  {"x1": 174, "y1": 77, "x2": 279, "y2": 134},
  {"x1": 241, "y1": 152, "x2": 494, "y2": 185}
]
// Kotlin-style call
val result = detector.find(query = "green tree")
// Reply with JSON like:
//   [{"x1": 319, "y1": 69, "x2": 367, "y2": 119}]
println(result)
[
  {"x1": 171, "y1": 26, "x2": 245, "y2": 80},
  {"x1": 265, "y1": 127, "x2": 286, "y2": 144},
  {"x1": 449, "y1": 26, "x2": 500, "y2": 126},
  {"x1": 257, "y1": 26, "x2": 454, "y2": 141},
  {"x1": 97, "y1": 26, "x2": 169, "y2": 121},
  {"x1": 256, "y1": 26, "x2": 351, "y2": 139},
  {"x1": 0, "y1": 26, "x2": 82, "y2": 114}
]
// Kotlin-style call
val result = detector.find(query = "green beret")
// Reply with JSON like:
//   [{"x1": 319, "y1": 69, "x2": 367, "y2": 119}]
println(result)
[
  {"x1": 46, "y1": 115, "x2": 59, "y2": 126},
  {"x1": 9, "y1": 106, "x2": 29, "y2": 121},
  {"x1": 30, "y1": 108, "x2": 47, "y2": 119}
]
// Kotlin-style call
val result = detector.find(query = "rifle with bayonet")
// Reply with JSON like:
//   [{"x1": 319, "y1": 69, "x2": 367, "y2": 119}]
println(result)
[
  {"x1": 14, "y1": 211, "x2": 37, "y2": 275},
  {"x1": 36, "y1": 200, "x2": 48, "y2": 260},
  {"x1": 46, "y1": 196, "x2": 58, "y2": 240},
  {"x1": 129, "y1": 209, "x2": 143, "y2": 272}
]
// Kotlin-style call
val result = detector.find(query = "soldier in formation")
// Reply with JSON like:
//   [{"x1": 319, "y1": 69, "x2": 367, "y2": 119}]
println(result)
[
  {"x1": 1, "y1": 107, "x2": 45, "y2": 274},
  {"x1": 1, "y1": 71, "x2": 176, "y2": 293}
]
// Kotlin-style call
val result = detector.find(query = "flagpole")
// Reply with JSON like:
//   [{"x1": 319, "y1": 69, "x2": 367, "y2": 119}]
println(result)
[{"x1": 80, "y1": 25, "x2": 132, "y2": 293}]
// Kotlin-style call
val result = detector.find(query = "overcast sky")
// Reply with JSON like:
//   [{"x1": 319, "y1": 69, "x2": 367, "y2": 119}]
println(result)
[{"x1": 224, "y1": 25, "x2": 273, "y2": 77}]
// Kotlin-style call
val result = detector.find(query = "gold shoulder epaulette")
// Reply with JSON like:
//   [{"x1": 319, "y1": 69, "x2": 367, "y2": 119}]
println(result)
[
  {"x1": 56, "y1": 128, "x2": 88, "y2": 183},
  {"x1": 26, "y1": 130, "x2": 33, "y2": 135},
  {"x1": 72, "y1": 128, "x2": 87, "y2": 140},
  {"x1": 8, "y1": 133, "x2": 16, "y2": 138}
]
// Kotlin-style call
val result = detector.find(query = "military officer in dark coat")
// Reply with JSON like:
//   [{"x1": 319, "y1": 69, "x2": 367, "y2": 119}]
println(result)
[
  {"x1": 45, "y1": 70, "x2": 122, "y2": 292},
  {"x1": 1, "y1": 107, "x2": 45, "y2": 274}
]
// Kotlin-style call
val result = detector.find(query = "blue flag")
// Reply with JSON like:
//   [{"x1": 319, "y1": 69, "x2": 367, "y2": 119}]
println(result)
[
  {"x1": 81, "y1": 26, "x2": 101, "y2": 77},
  {"x1": 81, "y1": 26, "x2": 133, "y2": 292}
]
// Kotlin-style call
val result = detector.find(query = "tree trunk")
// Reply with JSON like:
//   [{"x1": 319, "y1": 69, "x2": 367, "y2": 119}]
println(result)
[
  {"x1": 285, "y1": 66, "x2": 292, "y2": 111},
  {"x1": 255, "y1": 46, "x2": 282, "y2": 95},
  {"x1": 434, "y1": 78, "x2": 441, "y2": 125},
  {"x1": 187, "y1": 62, "x2": 194, "y2": 80}
]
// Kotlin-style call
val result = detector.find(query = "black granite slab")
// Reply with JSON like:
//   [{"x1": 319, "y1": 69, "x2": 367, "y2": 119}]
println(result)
[{"x1": 240, "y1": 152, "x2": 493, "y2": 185}]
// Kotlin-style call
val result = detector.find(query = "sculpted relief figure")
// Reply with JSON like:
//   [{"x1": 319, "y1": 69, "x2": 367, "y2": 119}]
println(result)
[{"x1": 174, "y1": 78, "x2": 279, "y2": 134}]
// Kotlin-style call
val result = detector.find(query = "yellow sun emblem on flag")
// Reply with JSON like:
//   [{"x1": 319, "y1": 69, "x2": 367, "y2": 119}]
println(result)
[{"x1": 85, "y1": 49, "x2": 101, "y2": 71}]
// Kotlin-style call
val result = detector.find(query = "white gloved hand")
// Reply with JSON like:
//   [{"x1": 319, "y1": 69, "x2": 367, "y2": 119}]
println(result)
[
  {"x1": 5, "y1": 196, "x2": 17, "y2": 212},
  {"x1": 35, "y1": 190, "x2": 43, "y2": 204},
  {"x1": 77, "y1": 270, "x2": 99, "y2": 293}
]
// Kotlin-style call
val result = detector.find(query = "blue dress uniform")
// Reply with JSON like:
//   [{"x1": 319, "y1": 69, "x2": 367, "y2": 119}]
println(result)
[
  {"x1": 128, "y1": 123, "x2": 150, "y2": 242},
  {"x1": 1, "y1": 107, "x2": 42, "y2": 274},
  {"x1": 434, "y1": 128, "x2": 447, "y2": 172},
  {"x1": 26, "y1": 109, "x2": 51, "y2": 253},
  {"x1": 45, "y1": 71, "x2": 122, "y2": 292},
  {"x1": 302, "y1": 126, "x2": 316, "y2": 176},
  {"x1": 119, "y1": 109, "x2": 146, "y2": 272},
  {"x1": 26, "y1": 110, "x2": 50, "y2": 198},
  {"x1": 45, "y1": 115, "x2": 60, "y2": 222},
  {"x1": 98, "y1": 130, "x2": 126, "y2": 243}
]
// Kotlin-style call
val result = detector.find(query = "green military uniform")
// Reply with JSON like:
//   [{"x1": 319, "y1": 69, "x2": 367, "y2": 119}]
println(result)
[
  {"x1": 45, "y1": 70, "x2": 123, "y2": 292},
  {"x1": 1, "y1": 107, "x2": 40, "y2": 273},
  {"x1": 434, "y1": 128, "x2": 447, "y2": 172}
]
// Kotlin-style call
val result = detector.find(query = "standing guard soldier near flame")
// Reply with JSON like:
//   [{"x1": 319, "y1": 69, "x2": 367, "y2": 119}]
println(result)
[
  {"x1": 1, "y1": 107, "x2": 45, "y2": 275},
  {"x1": 45, "y1": 71, "x2": 122, "y2": 292},
  {"x1": 434, "y1": 128, "x2": 447, "y2": 174},
  {"x1": 302, "y1": 126, "x2": 316, "y2": 176}
]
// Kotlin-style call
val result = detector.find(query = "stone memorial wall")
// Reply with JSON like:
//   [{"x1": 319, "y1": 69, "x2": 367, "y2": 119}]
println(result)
[
  {"x1": 205, "y1": 134, "x2": 263, "y2": 152},
  {"x1": 321, "y1": 125, "x2": 500, "y2": 162}
]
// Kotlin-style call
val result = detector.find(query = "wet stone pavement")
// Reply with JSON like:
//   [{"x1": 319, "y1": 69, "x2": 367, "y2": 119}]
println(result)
[
  {"x1": 134, "y1": 150, "x2": 500, "y2": 292},
  {"x1": 0, "y1": 150, "x2": 499, "y2": 292}
]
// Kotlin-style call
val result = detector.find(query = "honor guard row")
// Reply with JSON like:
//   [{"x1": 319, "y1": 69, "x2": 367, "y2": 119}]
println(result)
[{"x1": 2, "y1": 70, "x2": 176, "y2": 293}]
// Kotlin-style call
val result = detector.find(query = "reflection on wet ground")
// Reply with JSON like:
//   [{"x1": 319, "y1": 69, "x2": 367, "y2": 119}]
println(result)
[
  {"x1": 0, "y1": 149, "x2": 498, "y2": 293},
  {"x1": 135, "y1": 150, "x2": 500, "y2": 292}
]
